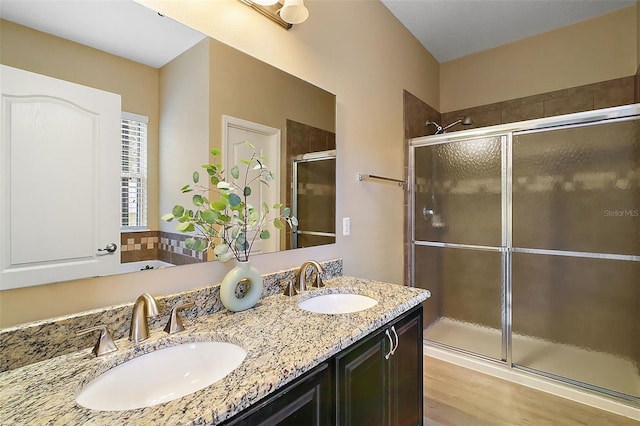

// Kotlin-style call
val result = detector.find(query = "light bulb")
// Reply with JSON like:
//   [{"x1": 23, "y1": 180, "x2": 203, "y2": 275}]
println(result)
[{"x1": 279, "y1": 0, "x2": 309, "y2": 24}]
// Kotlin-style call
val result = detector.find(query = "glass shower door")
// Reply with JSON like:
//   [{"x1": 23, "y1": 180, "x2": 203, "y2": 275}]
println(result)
[
  {"x1": 413, "y1": 135, "x2": 506, "y2": 361},
  {"x1": 292, "y1": 152, "x2": 336, "y2": 249},
  {"x1": 511, "y1": 118, "x2": 640, "y2": 401}
]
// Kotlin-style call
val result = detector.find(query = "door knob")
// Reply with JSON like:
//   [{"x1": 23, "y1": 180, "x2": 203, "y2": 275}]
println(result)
[{"x1": 98, "y1": 243, "x2": 118, "y2": 253}]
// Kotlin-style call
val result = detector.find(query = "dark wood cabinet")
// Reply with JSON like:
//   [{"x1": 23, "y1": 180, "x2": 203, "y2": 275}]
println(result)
[
  {"x1": 389, "y1": 306, "x2": 423, "y2": 426},
  {"x1": 222, "y1": 305, "x2": 423, "y2": 426},
  {"x1": 335, "y1": 328, "x2": 388, "y2": 425},
  {"x1": 335, "y1": 305, "x2": 423, "y2": 426},
  {"x1": 222, "y1": 362, "x2": 332, "y2": 426}
]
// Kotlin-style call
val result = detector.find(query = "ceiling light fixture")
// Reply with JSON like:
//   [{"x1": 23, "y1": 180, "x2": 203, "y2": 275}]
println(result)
[
  {"x1": 238, "y1": 0, "x2": 308, "y2": 30},
  {"x1": 279, "y1": 0, "x2": 309, "y2": 25}
]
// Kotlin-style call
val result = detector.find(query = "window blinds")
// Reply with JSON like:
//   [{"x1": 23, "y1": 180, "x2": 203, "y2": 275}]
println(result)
[{"x1": 121, "y1": 112, "x2": 148, "y2": 229}]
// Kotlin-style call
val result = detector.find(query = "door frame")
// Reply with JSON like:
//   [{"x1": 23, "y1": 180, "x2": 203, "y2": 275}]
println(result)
[{"x1": 221, "y1": 115, "x2": 282, "y2": 253}]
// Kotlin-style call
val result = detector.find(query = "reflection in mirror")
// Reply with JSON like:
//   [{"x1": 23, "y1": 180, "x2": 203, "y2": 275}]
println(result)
[{"x1": 0, "y1": 0, "x2": 336, "y2": 290}]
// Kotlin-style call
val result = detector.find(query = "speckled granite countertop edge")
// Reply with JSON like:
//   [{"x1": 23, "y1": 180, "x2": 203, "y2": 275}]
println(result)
[{"x1": 0, "y1": 276, "x2": 430, "y2": 426}]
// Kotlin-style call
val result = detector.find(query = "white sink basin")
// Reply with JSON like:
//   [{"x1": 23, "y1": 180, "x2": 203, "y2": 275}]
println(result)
[
  {"x1": 76, "y1": 341, "x2": 246, "y2": 411},
  {"x1": 298, "y1": 293, "x2": 378, "y2": 314}
]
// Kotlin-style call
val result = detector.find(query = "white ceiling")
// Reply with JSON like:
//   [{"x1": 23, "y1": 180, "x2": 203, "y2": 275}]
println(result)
[
  {"x1": 1, "y1": 0, "x2": 636, "y2": 66},
  {"x1": 381, "y1": 0, "x2": 637, "y2": 62},
  {"x1": 0, "y1": 0, "x2": 205, "y2": 68}
]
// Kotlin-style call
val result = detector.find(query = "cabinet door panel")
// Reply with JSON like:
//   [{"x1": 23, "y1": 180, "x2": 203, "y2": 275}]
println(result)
[
  {"x1": 336, "y1": 334, "x2": 388, "y2": 426},
  {"x1": 391, "y1": 308, "x2": 423, "y2": 426},
  {"x1": 224, "y1": 362, "x2": 332, "y2": 426}
]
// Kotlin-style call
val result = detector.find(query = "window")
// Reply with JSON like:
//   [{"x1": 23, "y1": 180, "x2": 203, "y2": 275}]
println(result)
[{"x1": 121, "y1": 112, "x2": 148, "y2": 230}]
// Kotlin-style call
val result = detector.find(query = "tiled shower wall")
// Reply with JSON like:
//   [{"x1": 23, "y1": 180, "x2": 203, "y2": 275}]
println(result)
[
  {"x1": 404, "y1": 73, "x2": 639, "y2": 348},
  {"x1": 441, "y1": 76, "x2": 636, "y2": 130},
  {"x1": 120, "y1": 231, "x2": 206, "y2": 266}
]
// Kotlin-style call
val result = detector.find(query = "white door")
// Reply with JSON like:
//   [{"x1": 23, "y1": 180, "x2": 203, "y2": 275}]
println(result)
[
  {"x1": 0, "y1": 65, "x2": 121, "y2": 290},
  {"x1": 222, "y1": 116, "x2": 281, "y2": 255}
]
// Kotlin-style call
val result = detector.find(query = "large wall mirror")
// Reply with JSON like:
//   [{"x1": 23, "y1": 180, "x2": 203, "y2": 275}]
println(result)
[{"x1": 0, "y1": 0, "x2": 336, "y2": 290}]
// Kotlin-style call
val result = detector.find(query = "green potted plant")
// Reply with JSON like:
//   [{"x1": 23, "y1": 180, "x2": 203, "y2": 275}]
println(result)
[{"x1": 162, "y1": 142, "x2": 297, "y2": 311}]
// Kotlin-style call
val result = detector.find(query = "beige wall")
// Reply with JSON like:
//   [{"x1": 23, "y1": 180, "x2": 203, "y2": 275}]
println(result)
[
  {"x1": 158, "y1": 38, "x2": 211, "y2": 234},
  {"x1": 207, "y1": 36, "x2": 336, "y2": 220},
  {"x1": 0, "y1": 0, "x2": 439, "y2": 326},
  {"x1": 441, "y1": 5, "x2": 638, "y2": 112},
  {"x1": 0, "y1": 19, "x2": 161, "y2": 230}
]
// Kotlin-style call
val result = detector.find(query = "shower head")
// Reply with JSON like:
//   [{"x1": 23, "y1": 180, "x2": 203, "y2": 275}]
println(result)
[
  {"x1": 426, "y1": 116, "x2": 473, "y2": 135},
  {"x1": 441, "y1": 116, "x2": 473, "y2": 133}
]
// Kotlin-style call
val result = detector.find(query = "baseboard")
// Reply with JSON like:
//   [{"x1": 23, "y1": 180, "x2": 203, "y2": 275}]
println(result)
[{"x1": 425, "y1": 344, "x2": 640, "y2": 421}]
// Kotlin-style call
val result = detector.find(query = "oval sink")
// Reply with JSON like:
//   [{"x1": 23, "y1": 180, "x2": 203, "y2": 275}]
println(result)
[
  {"x1": 298, "y1": 293, "x2": 378, "y2": 314},
  {"x1": 76, "y1": 341, "x2": 246, "y2": 411}
]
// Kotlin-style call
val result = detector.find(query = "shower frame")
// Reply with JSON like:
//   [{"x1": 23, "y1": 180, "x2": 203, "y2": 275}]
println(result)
[
  {"x1": 408, "y1": 103, "x2": 640, "y2": 405},
  {"x1": 291, "y1": 149, "x2": 337, "y2": 249}
]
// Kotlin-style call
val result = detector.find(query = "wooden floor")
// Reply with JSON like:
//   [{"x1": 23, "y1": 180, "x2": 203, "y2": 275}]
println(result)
[{"x1": 423, "y1": 357, "x2": 639, "y2": 426}]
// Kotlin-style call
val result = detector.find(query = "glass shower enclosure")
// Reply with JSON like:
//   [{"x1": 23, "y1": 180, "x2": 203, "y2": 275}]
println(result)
[
  {"x1": 291, "y1": 150, "x2": 336, "y2": 248},
  {"x1": 409, "y1": 104, "x2": 640, "y2": 405}
]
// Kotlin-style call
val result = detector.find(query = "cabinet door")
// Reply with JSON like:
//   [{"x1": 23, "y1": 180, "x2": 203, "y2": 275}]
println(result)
[
  {"x1": 335, "y1": 331, "x2": 389, "y2": 426},
  {"x1": 223, "y1": 362, "x2": 332, "y2": 426},
  {"x1": 390, "y1": 307, "x2": 423, "y2": 426}
]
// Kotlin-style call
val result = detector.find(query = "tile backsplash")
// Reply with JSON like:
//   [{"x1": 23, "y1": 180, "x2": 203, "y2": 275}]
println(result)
[{"x1": 120, "y1": 231, "x2": 208, "y2": 265}]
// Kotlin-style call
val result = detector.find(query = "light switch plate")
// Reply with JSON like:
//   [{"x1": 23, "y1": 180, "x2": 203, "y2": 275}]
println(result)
[{"x1": 342, "y1": 217, "x2": 350, "y2": 236}]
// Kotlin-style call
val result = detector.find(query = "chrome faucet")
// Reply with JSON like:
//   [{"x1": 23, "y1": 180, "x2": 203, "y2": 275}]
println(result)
[
  {"x1": 297, "y1": 260, "x2": 325, "y2": 292},
  {"x1": 129, "y1": 293, "x2": 159, "y2": 343}
]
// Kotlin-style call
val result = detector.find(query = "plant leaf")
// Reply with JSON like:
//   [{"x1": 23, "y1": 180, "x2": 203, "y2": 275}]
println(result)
[
  {"x1": 201, "y1": 210, "x2": 218, "y2": 224},
  {"x1": 193, "y1": 194, "x2": 204, "y2": 206},
  {"x1": 260, "y1": 229, "x2": 270, "y2": 240},
  {"x1": 185, "y1": 237, "x2": 206, "y2": 251},
  {"x1": 211, "y1": 148, "x2": 221, "y2": 156},
  {"x1": 273, "y1": 218, "x2": 284, "y2": 229},
  {"x1": 228, "y1": 193, "x2": 242, "y2": 207},
  {"x1": 172, "y1": 205, "x2": 185, "y2": 217},
  {"x1": 176, "y1": 221, "x2": 194, "y2": 232},
  {"x1": 193, "y1": 171, "x2": 199, "y2": 184},
  {"x1": 218, "y1": 251, "x2": 234, "y2": 262},
  {"x1": 161, "y1": 213, "x2": 174, "y2": 221},
  {"x1": 291, "y1": 217, "x2": 299, "y2": 226},
  {"x1": 211, "y1": 201, "x2": 227, "y2": 211},
  {"x1": 244, "y1": 186, "x2": 252, "y2": 196},
  {"x1": 283, "y1": 207, "x2": 290, "y2": 218},
  {"x1": 231, "y1": 165, "x2": 239, "y2": 179}
]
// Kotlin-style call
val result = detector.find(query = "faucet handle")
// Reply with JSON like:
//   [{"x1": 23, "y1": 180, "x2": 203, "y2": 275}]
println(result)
[
  {"x1": 283, "y1": 279, "x2": 297, "y2": 296},
  {"x1": 310, "y1": 270, "x2": 325, "y2": 288},
  {"x1": 77, "y1": 325, "x2": 118, "y2": 357},
  {"x1": 164, "y1": 302, "x2": 195, "y2": 334}
]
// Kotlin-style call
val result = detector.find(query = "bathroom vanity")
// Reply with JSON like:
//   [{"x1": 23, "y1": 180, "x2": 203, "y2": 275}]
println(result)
[
  {"x1": 224, "y1": 305, "x2": 422, "y2": 425},
  {"x1": 0, "y1": 274, "x2": 429, "y2": 425}
]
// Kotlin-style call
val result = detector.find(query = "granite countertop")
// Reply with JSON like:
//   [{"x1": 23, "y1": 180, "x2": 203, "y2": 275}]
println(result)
[{"x1": 0, "y1": 276, "x2": 430, "y2": 425}]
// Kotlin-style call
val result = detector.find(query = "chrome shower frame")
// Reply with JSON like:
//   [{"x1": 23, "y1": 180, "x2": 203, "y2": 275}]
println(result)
[
  {"x1": 291, "y1": 149, "x2": 337, "y2": 249},
  {"x1": 408, "y1": 103, "x2": 640, "y2": 405}
]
